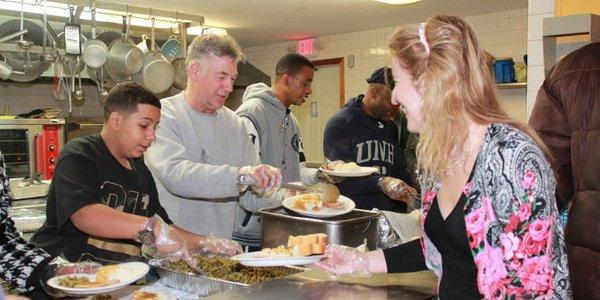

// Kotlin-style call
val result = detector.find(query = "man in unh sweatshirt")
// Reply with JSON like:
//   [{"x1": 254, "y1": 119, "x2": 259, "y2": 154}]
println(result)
[{"x1": 145, "y1": 34, "x2": 285, "y2": 251}]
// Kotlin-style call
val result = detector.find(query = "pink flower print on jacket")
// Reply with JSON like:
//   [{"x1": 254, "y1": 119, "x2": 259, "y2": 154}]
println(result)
[
  {"x1": 518, "y1": 202, "x2": 532, "y2": 222},
  {"x1": 423, "y1": 190, "x2": 436, "y2": 206},
  {"x1": 523, "y1": 231, "x2": 546, "y2": 256},
  {"x1": 465, "y1": 207, "x2": 485, "y2": 249},
  {"x1": 522, "y1": 170, "x2": 537, "y2": 189},
  {"x1": 500, "y1": 232, "x2": 520, "y2": 260},
  {"x1": 518, "y1": 256, "x2": 555, "y2": 294},
  {"x1": 475, "y1": 247, "x2": 509, "y2": 297},
  {"x1": 529, "y1": 219, "x2": 550, "y2": 241},
  {"x1": 463, "y1": 180, "x2": 474, "y2": 195}
]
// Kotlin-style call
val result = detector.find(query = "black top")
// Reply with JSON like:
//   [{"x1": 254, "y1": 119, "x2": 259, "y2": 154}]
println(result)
[
  {"x1": 382, "y1": 167, "x2": 480, "y2": 299},
  {"x1": 31, "y1": 134, "x2": 171, "y2": 264},
  {"x1": 323, "y1": 95, "x2": 414, "y2": 212},
  {"x1": 424, "y1": 194, "x2": 479, "y2": 299}
]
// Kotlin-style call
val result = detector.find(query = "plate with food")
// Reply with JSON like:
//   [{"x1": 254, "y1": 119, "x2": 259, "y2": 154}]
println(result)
[
  {"x1": 320, "y1": 161, "x2": 379, "y2": 177},
  {"x1": 282, "y1": 193, "x2": 355, "y2": 218},
  {"x1": 232, "y1": 233, "x2": 327, "y2": 267},
  {"x1": 47, "y1": 262, "x2": 149, "y2": 296}
]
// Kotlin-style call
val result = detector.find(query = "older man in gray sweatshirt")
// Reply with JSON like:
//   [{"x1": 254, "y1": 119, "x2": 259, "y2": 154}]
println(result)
[{"x1": 145, "y1": 34, "x2": 283, "y2": 249}]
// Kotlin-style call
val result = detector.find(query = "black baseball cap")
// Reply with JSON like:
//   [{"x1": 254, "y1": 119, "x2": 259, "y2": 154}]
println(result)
[{"x1": 366, "y1": 67, "x2": 394, "y2": 89}]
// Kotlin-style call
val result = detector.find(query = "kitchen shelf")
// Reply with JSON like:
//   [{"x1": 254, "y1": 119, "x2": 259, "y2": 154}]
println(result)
[{"x1": 496, "y1": 82, "x2": 527, "y2": 89}]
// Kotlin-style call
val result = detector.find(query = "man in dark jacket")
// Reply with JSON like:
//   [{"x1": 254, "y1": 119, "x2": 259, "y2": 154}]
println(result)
[
  {"x1": 324, "y1": 67, "x2": 415, "y2": 212},
  {"x1": 529, "y1": 42, "x2": 600, "y2": 300}
]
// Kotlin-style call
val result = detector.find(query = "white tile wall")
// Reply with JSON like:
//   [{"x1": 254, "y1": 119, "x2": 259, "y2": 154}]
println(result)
[
  {"x1": 526, "y1": 0, "x2": 555, "y2": 117},
  {"x1": 244, "y1": 8, "x2": 528, "y2": 120}
]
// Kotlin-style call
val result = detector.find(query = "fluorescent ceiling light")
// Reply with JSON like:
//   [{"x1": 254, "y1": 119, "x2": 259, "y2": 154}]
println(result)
[
  {"x1": 186, "y1": 26, "x2": 227, "y2": 36},
  {"x1": 372, "y1": 0, "x2": 421, "y2": 4},
  {"x1": 0, "y1": 0, "x2": 199, "y2": 29}
]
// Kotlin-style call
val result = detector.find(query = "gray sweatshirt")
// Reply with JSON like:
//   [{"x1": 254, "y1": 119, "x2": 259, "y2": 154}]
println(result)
[
  {"x1": 145, "y1": 92, "x2": 282, "y2": 246},
  {"x1": 237, "y1": 83, "x2": 316, "y2": 184}
]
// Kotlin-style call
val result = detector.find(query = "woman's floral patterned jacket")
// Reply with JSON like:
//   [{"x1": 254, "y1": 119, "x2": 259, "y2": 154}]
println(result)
[{"x1": 419, "y1": 123, "x2": 571, "y2": 299}]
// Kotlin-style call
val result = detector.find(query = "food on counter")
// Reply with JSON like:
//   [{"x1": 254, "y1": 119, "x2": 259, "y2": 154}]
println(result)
[
  {"x1": 259, "y1": 245, "x2": 292, "y2": 257},
  {"x1": 95, "y1": 265, "x2": 118, "y2": 283},
  {"x1": 57, "y1": 276, "x2": 93, "y2": 288},
  {"x1": 309, "y1": 183, "x2": 341, "y2": 205},
  {"x1": 166, "y1": 255, "x2": 289, "y2": 285},
  {"x1": 57, "y1": 265, "x2": 121, "y2": 288},
  {"x1": 57, "y1": 275, "x2": 117, "y2": 288},
  {"x1": 259, "y1": 233, "x2": 328, "y2": 257},
  {"x1": 293, "y1": 193, "x2": 323, "y2": 211},
  {"x1": 133, "y1": 290, "x2": 159, "y2": 300},
  {"x1": 326, "y1": 161, "x2": 360, "y2": 172},
  {"x1": 288, "y1": 233, "x2": 328, "y2": 256}
]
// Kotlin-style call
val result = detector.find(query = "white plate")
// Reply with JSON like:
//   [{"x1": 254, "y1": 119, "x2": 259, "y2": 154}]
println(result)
[
  {"x1": 47, "y1": 262, "x2": 149, "y2": 296},
  {"x1": 282, "y1": 194, "x2": 355, "y2": 218},
  {"x1": 231, "y1": 252, "x2": 325, "y2": 267},
  {"x1": 319, "y1": 166, "x2": 379, "y2": 177}
]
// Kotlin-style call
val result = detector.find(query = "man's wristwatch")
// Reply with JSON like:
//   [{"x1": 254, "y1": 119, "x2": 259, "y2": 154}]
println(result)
[{"x1": 134, "y1": 218, "x2": 156, "y2": 245}]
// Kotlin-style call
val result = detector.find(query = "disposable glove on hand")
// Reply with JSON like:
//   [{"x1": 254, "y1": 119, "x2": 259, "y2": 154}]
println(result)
[
  {"x1": 314, "y1": 244, "x2": 370, "y2": 276},
  {"x1": 377, "y1": 176, "x2": 417, "y2": 204},
  {"x1": 193, "y1": 234, "x2": 243, "y2": 257},
  {"x1": 238, "y1": 164, "x2": 282, "y2": 190},
  {"x1": 139, "y1": 215, "x2": 188, "y2": 262}
]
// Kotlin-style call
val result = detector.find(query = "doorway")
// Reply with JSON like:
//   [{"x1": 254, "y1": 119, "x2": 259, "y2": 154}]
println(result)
[{"x1": 291, "y1": 58, "x2": 345, "y2": 164}]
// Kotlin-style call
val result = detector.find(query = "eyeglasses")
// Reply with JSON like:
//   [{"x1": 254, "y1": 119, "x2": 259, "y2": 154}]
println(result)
[{"x1": 288, "y1": 74, "x2": 312, "y2": 89}]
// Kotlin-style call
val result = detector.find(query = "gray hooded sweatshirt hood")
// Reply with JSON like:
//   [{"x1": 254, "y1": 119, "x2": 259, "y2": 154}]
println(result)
[{"x1": 237, "y1": 83, "x2": 302, "y2": 183}]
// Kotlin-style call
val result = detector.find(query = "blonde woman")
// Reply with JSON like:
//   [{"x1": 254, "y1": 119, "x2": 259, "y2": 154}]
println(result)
[{"x1": 316, "y1": 15, "x2": 571, "y2": 299}]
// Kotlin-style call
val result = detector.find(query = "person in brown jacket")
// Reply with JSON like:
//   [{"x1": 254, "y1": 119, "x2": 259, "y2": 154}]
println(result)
[{"x1": 529, "y1": 42, "x2": 600, "y2": 300}]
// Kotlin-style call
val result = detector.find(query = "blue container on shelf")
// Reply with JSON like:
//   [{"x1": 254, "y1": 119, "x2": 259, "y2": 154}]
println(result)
[{"x1": 493, "y1": 59, "x2": 515, "y2": 83}]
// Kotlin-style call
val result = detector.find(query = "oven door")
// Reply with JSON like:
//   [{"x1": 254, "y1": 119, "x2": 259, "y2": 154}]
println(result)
[{"x1": 0, "y1": 128, "x2": 34, "y2": 178}]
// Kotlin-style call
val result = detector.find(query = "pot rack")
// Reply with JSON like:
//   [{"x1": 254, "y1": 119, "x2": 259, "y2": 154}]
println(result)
[{"x1": 0, "y1": 0, "x2": 204, "y2": 41}]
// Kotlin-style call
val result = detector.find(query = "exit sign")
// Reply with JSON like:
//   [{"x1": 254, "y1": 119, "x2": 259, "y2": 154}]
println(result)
[{"x1": 297, "y1": 38, "x2": 315, "y2": 56}]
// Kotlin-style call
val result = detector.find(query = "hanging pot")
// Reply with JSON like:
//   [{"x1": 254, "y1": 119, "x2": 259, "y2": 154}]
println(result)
[
  {"x1": 170, "y1": 21, "x2": 187, "y2": 90},
  {"x1": 171, "y1": 57, "x2": 186, "y2": 90},
  {"x1": 132, "y1": 17, "x2": 173, "y2": 94},
  {"x1": 0, "y1": 19, "x2": 48, "y2": 82},
  {"x1": 81, "y1": 3, "x2": 108, "y2": 69},
  {"x1": 160, "y1": 35, "x2": 182, "y2": 61},
  {"x1": 132, "y1": 52, "x2": 174, "y2": 93},
  {"x1": 0, "y1": 55, "x2": 13, "y2": 80},
  {"x1": 136, "y1": 34, "x2": 151, "y2": 54},
  {"x1": 106, "y1": 16, "x2": 144, "y2": 80},
  {"x1": 3, "y1": 41, "x2": 49, "y2": 82}
]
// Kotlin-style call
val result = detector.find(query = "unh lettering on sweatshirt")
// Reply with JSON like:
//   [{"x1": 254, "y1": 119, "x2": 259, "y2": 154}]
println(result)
[{"x1": 355, "y1": 140, "x2": 394, "y2": 169}]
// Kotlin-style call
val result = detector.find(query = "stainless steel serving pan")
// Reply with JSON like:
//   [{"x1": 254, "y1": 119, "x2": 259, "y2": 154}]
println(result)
[{"x1": 260, "y1": 206, "x2": 381, "y2": 250}]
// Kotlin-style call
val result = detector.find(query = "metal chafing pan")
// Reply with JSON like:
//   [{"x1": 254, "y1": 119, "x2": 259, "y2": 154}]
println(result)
[
  {"x1": 260, "y1": 206, "x2": 381, "y2": 250},
  {"x1": 149, "y1": 258, "x2": 305, "y2": 297}
]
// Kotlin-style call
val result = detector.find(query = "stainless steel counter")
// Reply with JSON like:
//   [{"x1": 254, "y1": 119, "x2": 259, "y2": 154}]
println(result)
[
  {"x1": 9, "y1": 197, "x2": 46, "y2": 241},
  {"x1": 204, "y1": 269, "x2": 437, "y2": 300}
]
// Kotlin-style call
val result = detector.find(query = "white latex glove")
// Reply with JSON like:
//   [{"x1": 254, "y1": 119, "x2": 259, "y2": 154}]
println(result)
[
  {"x1": 238, "y1": 164, "x2": 282, "y2": 190},
  {"x1": 194, "y1": 234, "x2": 243, "y2": 257},
  {"x1": 314, "y1": 244, "x2": 370, "y2": 276}
]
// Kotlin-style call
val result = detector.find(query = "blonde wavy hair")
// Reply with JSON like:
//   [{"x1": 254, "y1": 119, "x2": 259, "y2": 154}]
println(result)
[{"x1": 388, "y1": 15, "x2": 549, "y2": 178}]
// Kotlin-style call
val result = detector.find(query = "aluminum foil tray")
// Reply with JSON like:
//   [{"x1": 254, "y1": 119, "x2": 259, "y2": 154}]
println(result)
[{"x1": 149, "y1": 258, "x2": 304, "y2": 297}]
